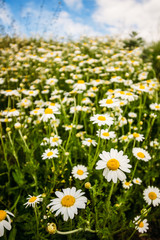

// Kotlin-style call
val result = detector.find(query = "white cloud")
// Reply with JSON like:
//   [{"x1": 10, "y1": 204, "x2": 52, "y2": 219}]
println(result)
[
  {"x1": 63, "y1": 0, "x2": 83, "y2": 10},
  {"x1": 92, "y1": 0, "x2": 160, "y2": 41}
]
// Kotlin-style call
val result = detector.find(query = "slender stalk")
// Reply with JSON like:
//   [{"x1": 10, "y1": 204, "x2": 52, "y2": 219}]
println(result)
[
  {"x1": 7, "y1": 132, "x2": 20, "y2": 167},
  {"x1": 18, "y1": 129, "x2": 30, "y2": 152},
  {"x1": 34, "y1": 206, "x2": 39, "y2": 239},
  {"x1": 57, "y1": 228, "x2": 97, "y2": 235},
  {"x1": 127, "y1": 229, "x2": 137, "y2": 240},
  {"x1": 106, "y1": 182, "x2": 114, "y2": 211},
  {"x1": 131, "y1": 159, "x2": 138, "y2": 181}
]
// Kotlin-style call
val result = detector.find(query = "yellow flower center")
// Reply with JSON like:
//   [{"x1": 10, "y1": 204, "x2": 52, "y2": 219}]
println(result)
[
  {"x1": 50, "y1": 103, "x2": 55, "y2": 106},
  {"x1": 124, "y1": 182, "x2": 130, "y2": 186},
  {"x1": 122, "y1": 136, "x2": 127, "y2": 140},
  {"x1": 52, "y1": 137, "x2": 59, "y2": 142},
  {"x1": 77, "y1": 169, "x2": 84, "y2": 175},
  {"x1": 133, "y1": 133, "x2": 139, "y2": 138},
  {"x1": 6, "y1": 90, "x2": 12, "y2": 92},
  {"x1": 140, "y1": 85, "x2": 145, "y2": 89},
  {"x1": 102, "y1": 132, "x2": 109, "y2": 137},
  {"x1": 155, "y1": 105, "x2": 160, "y2": 109},
  {"x1": 119, "y1": 91, "x2": 125, "y2": 94},
  {"x1": 0, "y1": 210, "x2": 7, "y2": 221},
  {"x1": 29, "y1": 196, "x2": 37, "y2": 203},
  {"x1": 108, "y1": 89, "x2": 114, "y2": 93},
  {"x1": 107, "y1": 158, "x2": 120, "y2": 170},
  {"x1": 87, "y1": 139, "x2": 92, "y2": 143},
  {"x1": 136, "y1": 180, "x2": 139, "y2": 183},
  {"x1": 148, "y1": 192, "x2": 157, "y2": 200},
  {"x1": 61, "y1": 195, "x2": 75, "y2": 207},
  {"x1": 9, "y1": 108, "x2": 16, "y2": 112},
  {"x1": 137, "y1": 152, "x2": 145, "y2": 158},
  {"x1": 126, "y1": 92, "x2": 133, "y2": 96},
  {"x1": 29, "y1": 91, "x2": 34, "y2": 94},
  {"x1": 45, "y1": 108, "x2": 53, "y2": 114},
  {"x1": 47, "y1": 151, "x2": 53, "y2": 157},
  {"x1": 106, "y1": 99, "x2": 113, "y2": 104},
  {"x1": 77, "y1": 80, "x2": 84, "y2": 84},
  {"x1": 138, "y1": 221, "x2": 144, "y2": 228},
  {"x1": 98, "y1": 116, "x2": 106, "y2": 121}
]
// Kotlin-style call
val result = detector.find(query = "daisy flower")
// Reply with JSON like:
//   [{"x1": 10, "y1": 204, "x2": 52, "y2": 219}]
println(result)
[
  {"x1": 132, "y1": 148, "x2": 151, "y2": 162},
  {"x1": 0, "y1": 210, "x2": 14, "y2": 237},
  {"x1": 149, "y1": 103, "x2": 160, "y2": 111},
  {"x1": 73, "y1": 80, "x2": 86, "y2": 91},
  {"x1": 49, "y1": 135, "x2": 62, "y2": 147},
  {"x1": 72, "y1": 165, "x2": 88, "y2": 180},
  {"x1": 134, "y1": 216, "x2": 149, "y2": 233},
  {"x1": 82, "y1": 138, "x2": 97, "y2": 147},
  {"x1": 7, "y1": 108, "x2": 20, "y2": 117},
  {"x1": 47, "y1": 187, "x2": 87, "y2": 221},
  {"x1": 143, "y1": 186, "x2": 160, "y2": 206},
  {"x1": 90, "y1": 114, "x2": 114, "y2": 126},
  {"x1": 96, "y1": 149, "x2": 132, "y2": 183},
  {"x1": 96, "y1": 129, "x2": 116, "y2": 140},
  {"x1": 128, "y1": 132, "x2": 144, "y2": 142},
  {"x1": 122, "y1": 180, "x2": 133, "y2": 189},
  {"x1": 99, "y1": 98, "x2": 120, "y2": 108},
  {"x1": 42, "y1": 148, "x2": 58, "y2": 160},
  {"x1": 133, "y1": 178, "x2": 142, "y2": 185},
  {"x1": 24, "y1": 194, "x2": 43, "y2": 208}
]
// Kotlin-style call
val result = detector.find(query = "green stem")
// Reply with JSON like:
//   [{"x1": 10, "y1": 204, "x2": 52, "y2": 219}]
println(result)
[
  {"x1": 106, "y1": 182, "x2": 114, "y2": 211},
  {"x1": 127, "y1": 229, "x2": 137, "y2": 240},
  {"x1": 34, "y1": 206, "x2": 39, "y2": 239},
  {"x1": 131, "y1": 159, "x2": 138, "y2": 181},
  {"x1": 8, "y1": 132, "x2": 20, "y2": 168},
  {"x1": 90, "y1": 127, "x2": 101, "y2": 170},
  {"x1": 57, "y1": 228, "x2": 97, "y2": 235},
  {"x1": 18, "y1": 129, "x2": 30, "y2": 152}
]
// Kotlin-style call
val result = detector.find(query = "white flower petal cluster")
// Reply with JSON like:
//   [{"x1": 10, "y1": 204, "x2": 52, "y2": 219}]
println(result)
[
  {"x1": 96, "y1": 148, "x2": 131, "y2": 183},
  {"x1": 48, "y1": 187, "x2": 87, "y2": 221},
  {"x1": 143, "y1": 186, "x2": 160, "y2": 206}
]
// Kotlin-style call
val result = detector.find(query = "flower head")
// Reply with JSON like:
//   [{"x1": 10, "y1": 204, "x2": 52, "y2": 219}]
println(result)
[
  {"x1": 134, "y1": 216, "x2": 149, "y2": 233},
  {"x1": 42, "y1": 148, "x2": 58, "y2": 160},
  {"x1": 24, "y1": 194, "x2": 43, "y2": 208},
  {"x1": 0, "y1": 210, "x2": 14, "y2": 237},
  {"x1": 143, "y1": 186, "x2": 160, "y2": 206},
  {"x1": 132, "y1": 148, "x2": 151, "y2": 161},
  {"x1": 72, "y1": 165, "x2": 88, "y2": 180},
  {"x1": 47, "y1": 187, "x2": 87, "y2": 221},
  {"x1": 90, "y1": 114, "x2": 113, "y2": 126},
  {"x1": 96, "y1": 148, "x2": 132, "y2": 183}
]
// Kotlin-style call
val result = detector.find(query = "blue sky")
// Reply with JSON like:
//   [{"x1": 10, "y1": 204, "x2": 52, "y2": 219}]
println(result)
[{"x1": 0, "y1": 0, "x2": 160, "y2": 41}]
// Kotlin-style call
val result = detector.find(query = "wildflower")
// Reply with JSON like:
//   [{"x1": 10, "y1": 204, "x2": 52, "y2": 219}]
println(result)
[
  {"x1": 122, "y1": 180, "x2": 133, "y2": 189},
  {"x1": 143, "y1": 186, "x2": 160, "y2": 206},
  {"x1": 49, "y1": 135, "x2": 62, "y2": 147},
  {"x1": 134, "y1": 216, "x2": 149, "y2": 233},
  {"x1": 99, "y1": 98, "x2": 120, "y2": 108},
  {"x1": 47, "y1": 187, "x2": 87, "y2": 221},
  {"x1": 128, "y1": 112, "x2": 137, "y2": 118},
  {"x1": 7, "y1": 108, "x2": 20, "y2": 117},
  {"x1": 82, "y1": 138, "x2": 97, "y2": 147},
  {"x1": 73, "y1": 80, "x2": 86, "y2": 91},
  {"x1": 24, "y1": 194, "x2": 43, "y2": 208},
  {"x1": 129, "y1": 132, "x2": 144, "y2": 142},
  {"x1": 40, "y1": 108, "x2": 59, "y2": 122},
  {"x1": 133, "y1": 178, "x2": 142, "y2": 185},
  {"x1": 96, "y1": 149, "x2": 132, "y2": 183},
  {"x1": 96, "y1": 129, "x2": 116, "y2": 140},
  {"x1": 149, "y1": 103, "x2": 160, "y2": 111},
  {"x1": 90, "y1": 114, "x2": 113, "y2": 126},
  {"x1": 0, "y1": 210, "x2": 14, "y2": 237},
  {"x1": 132, "y1": 148, "x2": 151, "y2": 161},
  {"x1": 72, "y1": 165, "x2": 88, "y2": 180},
  {"x1": 42, "y1": 149, "x2": 58, "y2": 160}
]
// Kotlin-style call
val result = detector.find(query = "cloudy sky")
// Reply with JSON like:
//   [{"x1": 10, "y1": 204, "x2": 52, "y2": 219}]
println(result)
[{"x1": 0, "y1": 0, "x2": 160, "y2": 41}]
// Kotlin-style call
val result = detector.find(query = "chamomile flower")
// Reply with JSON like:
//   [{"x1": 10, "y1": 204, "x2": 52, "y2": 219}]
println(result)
[
  {"x1": 149, "y1": 103, "x2": 160, "y2": 111},
  {"x1": 24, "y1": 194, "x2": 43, "y2": 208},
  {"x1": 99, "y1": 98, "x2": 120, "y2": 108},
  {"x1": 49, "y1": 135, "x2": 62, "y2": 147},
  {"x1": 42, "y1": 148, "x2": 58, "y2": 160},
  {"x1": 40, "y1": 108, "x2": 59, "y2": 122},
  {"x1": 143, "y1": 186, "x2": 160, "y2": 206},
  {"x1": 96, "y1": 129, "x2": 116, "y2": 140},
  {"x1": 72, "y1": 165, "x2": 88, "y2": 180},
  {"x1": 96, "y1": 149, "x2": 132, "y2": 183},
  {"x1": 0, "y1": 210, "x2": 14, "y2": 237},
  {"x1": 132, "y1": 148, "x2": 151, "y2": 161},
  {"x1": 47, "y1": 187, "x2": 87, "y2": 221},
  {"x1": 122, "y1": 180, "x2": 133, "y2": 189},
  {"x1": 133, "y1": 178, "x2": 142, "y2": 185},
  {"x1": 129, "y1": 132, "x2": 144, "y2": 142},
  {"x1": 134, "y1": 216, "x2": 149, "y2": 233},
  {"x1": 90, "y1": 114, "x2": 113, "y2": 126},
  {"x1": 82, "y1": 138, "x2": 97, "y2": 147}
]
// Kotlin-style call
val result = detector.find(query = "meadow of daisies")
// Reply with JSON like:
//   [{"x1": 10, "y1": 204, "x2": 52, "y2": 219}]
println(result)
[{"x1": 0, "y1": 36, "x2": 160, "y2": 240}]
